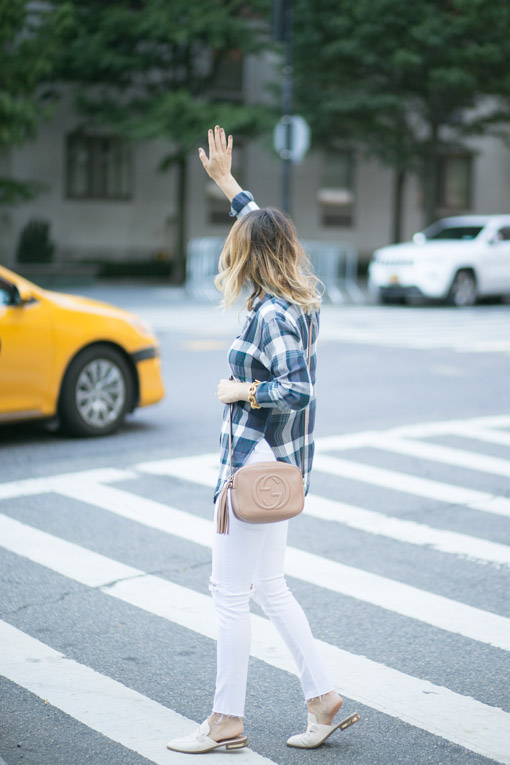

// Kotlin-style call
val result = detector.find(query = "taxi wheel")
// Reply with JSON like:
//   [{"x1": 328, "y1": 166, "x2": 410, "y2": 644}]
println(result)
[{"x1": 59, "y1": 344, "x2": 134, "y2": 437}]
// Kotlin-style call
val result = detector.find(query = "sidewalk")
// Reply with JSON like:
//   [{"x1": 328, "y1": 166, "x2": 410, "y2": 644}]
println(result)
[{"x1": 61, "y1": 278, "x2": 370, "y2": 307}]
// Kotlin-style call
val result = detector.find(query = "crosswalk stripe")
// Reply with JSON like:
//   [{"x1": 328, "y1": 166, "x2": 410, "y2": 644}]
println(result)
[
  {"x1": 137, "y1": 454, "x2": 510, "y2": 566},
  {"x1": 318, "y1": 328, "x2": 510, "y2": 353},
  {"x1": 1, "y1": 516, "x2": 509, "y2": 764},
  {"x1": 0, "y1": 620, "x2": 275, "y2": 765},
  {"x1": 313, "y1": 454, "x2": 510, "y2": 519},
  {"x1": 315, "y1": 309, "x2": 510, "y2": 353},
  {"x1": 449, "y1": 426, "x2": 510, "y2": 448},
  {"x1": 10, "y1": 475, "x2": 510, "y2": 650},
  {"x1": 305, "y1": 494, "x2": 510, "y2": 566},
  {"x1": 0, "y1": 468, "x2": 135, "y2": 501},
  {"x1": 367, "y1": 436, "x2": 510, "y2": 476},
  {"x1": 313, "y1": 414, "x2": 510, "y2": 451}
]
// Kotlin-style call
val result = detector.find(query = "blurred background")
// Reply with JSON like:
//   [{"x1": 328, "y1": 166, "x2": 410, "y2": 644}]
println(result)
[
  {"x1": 2, "y1": 7, "x2": 510, "y2": 765},
  {"x1": 2, "y1": 0, "x2": 510, "y2": 288}
]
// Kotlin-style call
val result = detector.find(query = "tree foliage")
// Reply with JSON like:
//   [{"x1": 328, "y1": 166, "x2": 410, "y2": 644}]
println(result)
[
  {"x1": 0, "y1": 0, "x2": 70, "y2": 205},
  {"x1": 293, "y1": 0, "x2": 510, "y2": 236},
  {"x1": 56, "y1": 0, "x2": 273, "y2": 277}
]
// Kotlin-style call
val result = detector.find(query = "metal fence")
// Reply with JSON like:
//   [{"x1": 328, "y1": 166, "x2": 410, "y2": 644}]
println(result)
[
  {"x1": 185, "y1": 237, "x2": 225, "y2": 301},
  {"x1": 186, "y1": 237, "x2": 364, "y2": 304},
  {"x1": 303, "y1": 240, "x2": 364, "y2": 304}
]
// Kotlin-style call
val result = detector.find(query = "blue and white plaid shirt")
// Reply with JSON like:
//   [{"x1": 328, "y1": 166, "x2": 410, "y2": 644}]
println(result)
[{"x1": 214, "y1": 190, "x2": 319, "y2": 502}]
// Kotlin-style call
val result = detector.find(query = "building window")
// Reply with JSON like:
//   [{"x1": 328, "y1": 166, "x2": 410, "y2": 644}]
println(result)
[
  {"x1": 318, "y1": 150, "x2": 355, "y2": 227},
  {"x1": 206, "y1": 140, "x2": 245, "y2": 224},
  {"x1": 436, "y1": 154, "x2": 472, "y2": 210},
  {"x1": 66, "y1": 134, "x2": 132, "y2": 200},
  {"x1": 209, "y1": 49, "x2": 244, "y2": 103}
]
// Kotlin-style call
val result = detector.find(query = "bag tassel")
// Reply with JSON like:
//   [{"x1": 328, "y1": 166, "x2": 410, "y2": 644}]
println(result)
[{"x1": 217, "y1": 484, "x2": 231, "y2": 535}]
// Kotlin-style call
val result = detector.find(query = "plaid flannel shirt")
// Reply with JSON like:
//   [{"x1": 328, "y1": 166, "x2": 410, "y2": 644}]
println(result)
[{"x1": 214, "y1": 190, "x2": 319, "y2": 502}]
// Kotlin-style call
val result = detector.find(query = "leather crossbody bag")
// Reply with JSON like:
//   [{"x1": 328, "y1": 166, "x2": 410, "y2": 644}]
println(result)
[{"x1": 216, "y1": 317, "x2": 313, "y2": 535}]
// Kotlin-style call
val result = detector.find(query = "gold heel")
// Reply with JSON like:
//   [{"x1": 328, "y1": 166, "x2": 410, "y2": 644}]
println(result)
[
  {"x1": 226, "y1": 737, "x2": 248, "y2": 750},
  {"x1": 339, "y1": 712, "x2": 361, "y2": 731}
]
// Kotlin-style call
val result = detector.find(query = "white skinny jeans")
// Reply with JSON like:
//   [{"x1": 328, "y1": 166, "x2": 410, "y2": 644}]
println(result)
[{"x1": 210, "y1": 439, "x2": 334, "y2": 717}]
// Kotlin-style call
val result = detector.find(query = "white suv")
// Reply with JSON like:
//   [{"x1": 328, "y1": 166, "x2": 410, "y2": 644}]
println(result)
[{"x1": 368, "y1": 215, "x2": 510, "y2": 306}]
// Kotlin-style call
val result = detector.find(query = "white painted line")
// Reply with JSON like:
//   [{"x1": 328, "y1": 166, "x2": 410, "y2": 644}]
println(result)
[
  {"x1": 0, "y1": 468, "x2": 136, "y2": 501},
  {"x1": 313, "y1": 454, "x2": 510, "y2": 519},
  {"x1": 449, "y1": 427, "x2": 510, "y2": 448},
  {"x1": 313, "y1": 415, "x2": 510, "y2": 452},
  {"x1": 0, "y1": 512, "x2": 140, "y2": 587},
  {"x1": 305, "y1": 494, "x2": 510, "y2": 567},
  {"x1": 316, "y1": 326, "x2": 510, "y2": 353},
  {"x1": 9, "y1": 477, "x2": 510, "y2": 651},
  {"x1": 368, "y1": 436, "x2": 510, "y2": 477},
  {"x1": 0, "y1": 620, "x2": 274, "y2": 765},
  {"x1": 138, "y1": 453, "x2": 219, "y2": 488},
  {"x1": 138, "y1": 453, "x2": 510, "y2": 568},
  {"x1": 1, "y1": 523, "x2": 510, "y2": 764},
  {"x1": 1, "y1": 415, "x2": 509, "y2": 500}
]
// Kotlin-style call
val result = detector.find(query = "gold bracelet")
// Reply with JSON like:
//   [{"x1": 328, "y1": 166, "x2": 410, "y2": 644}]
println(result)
[{"x1": 248, "y1": 380, "x2": 261, "y2": 409}]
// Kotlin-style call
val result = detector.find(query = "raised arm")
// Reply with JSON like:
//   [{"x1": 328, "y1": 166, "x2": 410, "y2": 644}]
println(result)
[{"x1": 198, "y1": 125, "x2": 243, "y2": 202}]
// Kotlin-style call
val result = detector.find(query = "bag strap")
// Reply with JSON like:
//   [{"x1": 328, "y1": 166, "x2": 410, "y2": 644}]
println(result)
[
  {"x1": 227, "y1": 313, "x2": 314, "y2": 480},
  {"x1": 300, "y1": 314, "x2": 314, "y2": 478}
]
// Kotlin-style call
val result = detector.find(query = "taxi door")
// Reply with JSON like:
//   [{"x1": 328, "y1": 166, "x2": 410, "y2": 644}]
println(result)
[{"x1": 0, "y1": 278, "x2": 54, "y2": 419}]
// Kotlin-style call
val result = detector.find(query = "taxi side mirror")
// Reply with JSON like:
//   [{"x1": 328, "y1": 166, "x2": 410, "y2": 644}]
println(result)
[
  {"x1": 12, "y1": 284, "x2": 34, "y2": 306},
  {"x1": 412, "y1": 232, "x2": 426, "y2": 245}
]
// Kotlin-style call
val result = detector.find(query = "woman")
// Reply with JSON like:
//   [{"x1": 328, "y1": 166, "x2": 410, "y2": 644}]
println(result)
[{"x1": 167, "y1": 125, "x2": 359, "y2": 754}]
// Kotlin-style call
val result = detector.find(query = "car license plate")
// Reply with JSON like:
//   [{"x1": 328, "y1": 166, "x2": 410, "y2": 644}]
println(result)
[{"x1": 389, "y1": 274, "x2": 399, "y2": 284}]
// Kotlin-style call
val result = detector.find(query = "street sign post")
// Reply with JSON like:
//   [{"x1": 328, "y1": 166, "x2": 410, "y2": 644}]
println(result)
[{"x1": 273, "y1": 115, "x2": 311, "y2": 163}]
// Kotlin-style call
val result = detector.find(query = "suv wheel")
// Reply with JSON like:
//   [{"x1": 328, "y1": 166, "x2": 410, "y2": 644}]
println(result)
[
  {"x1": 447, "y1": 270, "x2": 477, "y2": 307},
  {"x1": 378, "y1": 293, "x2": 407, "y2": 305},
  {"x1": 59, "y1": 344, "x2": 134, "y2": 436}
]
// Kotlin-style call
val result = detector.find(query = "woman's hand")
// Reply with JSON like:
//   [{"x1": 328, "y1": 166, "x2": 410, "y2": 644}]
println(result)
[
  {"x1": 216, "y1": 378, "x2": 251, "y2": 404},
  {"x1": 198, "y1": 125, "x2": 243, "y2": 202}
]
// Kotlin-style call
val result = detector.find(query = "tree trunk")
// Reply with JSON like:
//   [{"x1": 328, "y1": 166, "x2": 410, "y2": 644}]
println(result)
[
  {"x1": 174, "y1": 154, "x2": 187, "y2": 285},
  {"x1": 391, "y1": 168, "x2": 406, "y2": 243},
  {"x1": 422, "y1": 124, "x2": 439, "y2": 227}
]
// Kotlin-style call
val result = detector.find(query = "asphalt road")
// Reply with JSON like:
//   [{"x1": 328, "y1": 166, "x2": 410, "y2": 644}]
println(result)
[{"x1": 1, "y1": 287, "x2": 510, "y2": 765}]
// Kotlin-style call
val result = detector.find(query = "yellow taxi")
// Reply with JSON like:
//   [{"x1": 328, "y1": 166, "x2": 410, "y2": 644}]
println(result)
[{"x1": 0, "y1": 265, "x2": 165, "y2": 436}]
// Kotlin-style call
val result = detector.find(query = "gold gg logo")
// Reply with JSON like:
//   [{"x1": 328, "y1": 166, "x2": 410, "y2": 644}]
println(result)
[{"x1": 252, "y1": 474, "x2": 290, "y2": 510}]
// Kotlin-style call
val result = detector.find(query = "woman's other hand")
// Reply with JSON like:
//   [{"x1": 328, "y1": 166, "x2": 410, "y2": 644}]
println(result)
[
  {"x1": 216, "y1": 378, "x2": 251, "y2": 404},
  {"x1": 199, "y1": 126, "x2": 243, "y2": 202}
]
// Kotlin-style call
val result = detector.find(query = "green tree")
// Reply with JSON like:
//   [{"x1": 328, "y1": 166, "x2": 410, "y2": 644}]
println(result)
[
  {"x1": 0, "y1": 1, "x2": 70, "y2": 205},
  {"x1": 58, "y1": 0, "x2": 272, "y2": 281},
  {"x1": 293, "y1": 0, "x2": 510, "y2": 241}
]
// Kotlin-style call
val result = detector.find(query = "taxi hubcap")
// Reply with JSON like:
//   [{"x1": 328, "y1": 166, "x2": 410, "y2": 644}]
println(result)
[{"x1": 76, "y1": 359, "x2": 126, "y2": 427}]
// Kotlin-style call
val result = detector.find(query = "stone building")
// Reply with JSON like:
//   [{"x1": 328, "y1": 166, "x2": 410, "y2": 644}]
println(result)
[{"x1": 2, "y1": 53, "x2": 510, "y2": 272}]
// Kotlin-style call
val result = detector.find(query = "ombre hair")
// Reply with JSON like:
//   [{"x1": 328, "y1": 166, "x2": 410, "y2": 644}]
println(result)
[{"x1": 214, "y1": 208, "x2": 322, "y2": 313}]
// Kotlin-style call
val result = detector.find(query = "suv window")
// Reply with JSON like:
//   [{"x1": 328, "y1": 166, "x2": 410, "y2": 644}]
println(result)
[
  {"x1": 427, "y1": 226, "x2": 483, "y2": 241},
  {"x1": 496, "y1": 227, "x2": 510, "y2": 241}
]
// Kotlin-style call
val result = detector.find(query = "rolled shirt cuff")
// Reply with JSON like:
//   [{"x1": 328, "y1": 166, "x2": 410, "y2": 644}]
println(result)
[
  {"x1": 229, "y1": 190, "x2": 259, "y2": 218},
  {"x1": 254, "y1": 380, "x2": 311, "y2": 411}
]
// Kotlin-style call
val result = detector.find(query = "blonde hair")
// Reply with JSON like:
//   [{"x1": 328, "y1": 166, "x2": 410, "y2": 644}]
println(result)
[{"x1": 214, "y1": 208, "x2": 322, "y2": 313}]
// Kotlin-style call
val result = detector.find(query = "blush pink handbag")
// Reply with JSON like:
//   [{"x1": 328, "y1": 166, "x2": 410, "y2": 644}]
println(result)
[{"x1": 216, "y1": 317, "x2": 313, "y2": 534}]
